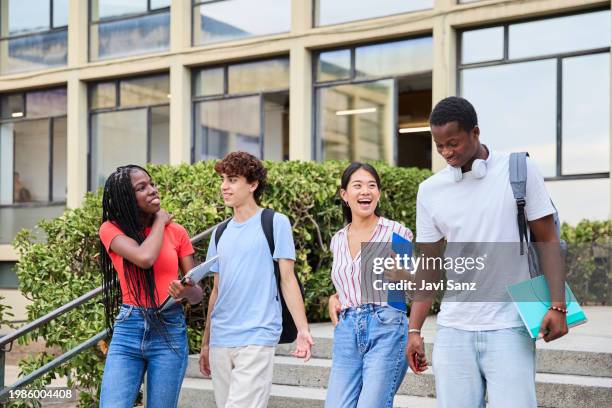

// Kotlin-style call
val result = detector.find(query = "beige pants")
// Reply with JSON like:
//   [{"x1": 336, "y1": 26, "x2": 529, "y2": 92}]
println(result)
[{"x1": 209, "y1": 345, "x2": 275, "y2": 408}]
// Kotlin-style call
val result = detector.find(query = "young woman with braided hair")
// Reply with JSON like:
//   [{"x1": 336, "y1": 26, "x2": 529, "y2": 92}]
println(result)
[{"x1": 98, "y1": 165, "x2": 202, "y2": 408}]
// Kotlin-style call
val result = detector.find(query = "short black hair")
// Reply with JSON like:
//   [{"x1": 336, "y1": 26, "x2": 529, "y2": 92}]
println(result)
[{"x1": 429, "y1": 96, "x2": 478, "y2": 133}]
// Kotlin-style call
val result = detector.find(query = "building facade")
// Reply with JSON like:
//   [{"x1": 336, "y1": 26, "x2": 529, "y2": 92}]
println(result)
[{"x1": 0, "y1": 0, "x2": 610, "y2": 319}]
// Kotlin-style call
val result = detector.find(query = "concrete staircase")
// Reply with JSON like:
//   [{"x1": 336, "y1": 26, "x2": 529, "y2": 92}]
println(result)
[{"x1": 178, "y1": 307, "x2": 612, "y2": 407}]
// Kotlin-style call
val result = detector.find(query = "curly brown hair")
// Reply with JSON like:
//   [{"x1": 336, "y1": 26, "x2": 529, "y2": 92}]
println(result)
[{"x1": 214, "y1": 151, "x2": 268, "y2": 203}]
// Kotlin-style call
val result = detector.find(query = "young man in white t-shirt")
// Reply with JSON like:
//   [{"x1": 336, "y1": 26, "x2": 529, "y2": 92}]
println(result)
[{"x1": 406, "y1": 97, "x2": 568, "y2": 407}]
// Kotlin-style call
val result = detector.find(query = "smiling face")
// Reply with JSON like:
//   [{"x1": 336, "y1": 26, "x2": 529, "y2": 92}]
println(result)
[
  {"x1": 340, "y1": 168, "x2": 381, "y2": 220},
  {"x1": 220, "y1": 173, "x2": 258, "y2": 208},
  {"x1": 130, "y1": 169, "x2": 160, "y2": 215},
  {"x1": 431, "y1": 121, "x2": 481, "y2": 169}
]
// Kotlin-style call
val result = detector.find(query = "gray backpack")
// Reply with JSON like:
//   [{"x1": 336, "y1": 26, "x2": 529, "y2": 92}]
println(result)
[{"x1": 509, "y1": 152, "x2": 566, "y2": 278}]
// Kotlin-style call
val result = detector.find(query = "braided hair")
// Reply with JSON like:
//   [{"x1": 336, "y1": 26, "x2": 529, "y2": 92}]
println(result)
[{"x1": 100, "y1": 165, "x2": 165, "y2": 336}]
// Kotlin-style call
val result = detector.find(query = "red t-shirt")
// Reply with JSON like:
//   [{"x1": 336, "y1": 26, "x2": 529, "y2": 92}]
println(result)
[{"x1": 99, "y1": 221, "x2": 194, "y2": 307}]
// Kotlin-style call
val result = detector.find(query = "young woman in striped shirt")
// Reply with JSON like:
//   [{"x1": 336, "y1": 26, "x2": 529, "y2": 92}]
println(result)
[{"x1": 325, "y1": 162, "x2": 413, "y2": 408}]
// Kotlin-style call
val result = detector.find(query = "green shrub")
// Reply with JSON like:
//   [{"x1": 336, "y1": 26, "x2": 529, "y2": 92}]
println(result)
[
  {"x1": 12, "y1": 160, "x2": 430, "y2": 406},
  {"x1": 561, "y1": 220, "x2": 611, "y2": 305}
]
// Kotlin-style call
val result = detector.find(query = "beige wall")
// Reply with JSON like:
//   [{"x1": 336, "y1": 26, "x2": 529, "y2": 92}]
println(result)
[{"x1": 0, "y1": 0, "x2": 609, "y2": 265}]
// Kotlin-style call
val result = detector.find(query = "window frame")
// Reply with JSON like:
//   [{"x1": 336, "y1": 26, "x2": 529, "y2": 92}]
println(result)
[
  {"x1": 457, "y1": 7, "x2": 611, "y2": 181},
  {"x1": 312, "y1": 35, "x2": 433, "y2": 162},
  {"x1": 0, "y1": 87, "x2": 68, "y2": 209},
  {"x1": 87, "y1": 74, "x2": 171, "y2": 191},
  {"x1": 191, "y1": 57, "x2": 290, "y2": 163}
]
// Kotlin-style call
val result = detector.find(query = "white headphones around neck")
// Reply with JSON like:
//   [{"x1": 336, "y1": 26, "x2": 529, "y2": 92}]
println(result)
[{"x1": 450, "y1": 158, "x2": 487, "y2": 182}]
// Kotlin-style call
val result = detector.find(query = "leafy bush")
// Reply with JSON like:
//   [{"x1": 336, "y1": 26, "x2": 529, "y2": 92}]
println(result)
[
  {"x1": 561, "y1": 220, "x2": 611, "y2": 305},
  {"x1": 12, "y1": 160, "x2": 430, "y2": 406}
]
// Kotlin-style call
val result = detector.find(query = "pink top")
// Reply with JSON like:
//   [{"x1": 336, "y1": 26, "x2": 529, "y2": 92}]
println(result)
[{"x1": 330, "y1": 217, "x2": 413, "y2": 310}]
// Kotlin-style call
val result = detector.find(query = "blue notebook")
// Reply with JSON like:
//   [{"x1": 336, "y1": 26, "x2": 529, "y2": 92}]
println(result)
[
  {"x1": 388, "y1": 233, "x2": 412, "y2": 312},
  {"x1": 506, "y1": 275, "x2": 587, "y2": 339}
]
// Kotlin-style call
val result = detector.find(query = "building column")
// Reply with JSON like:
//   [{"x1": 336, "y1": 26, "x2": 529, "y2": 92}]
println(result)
[
  {"x1": 66, "y1": 77, "x2": 88, "y2": 209},
  {"x1": 288, "y1": 0, "x2": 313, "y2": 161},
  {"x1": 65, "y1": 0, "x2": 89, "y2": 209},
  {"x1": 431, "y1": 0, "x2": 457, "y2": 172},
  {"x1": 68, "y1": 0, "x2": 88, "y2": 66},
  {"x1": 170, "y1": 0, "x2": 191, "y2": 53},
  {"x1": 169, "y1": 62, "x2": 192, "y2": 165}
]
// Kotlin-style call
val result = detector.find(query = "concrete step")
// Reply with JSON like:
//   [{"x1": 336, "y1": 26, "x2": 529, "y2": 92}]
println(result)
[
  {"x1": 275, "y1": 337, "x2": 612, "y2": 378},
  {"x1": 185, "y1": 356, "x2": 612, "y2": 408},
  {"x1": 178, "y1": 378, "x2": 437, "y2": 408}
]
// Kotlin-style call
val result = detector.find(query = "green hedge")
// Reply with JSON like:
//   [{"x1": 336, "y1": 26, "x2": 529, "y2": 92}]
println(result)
[
  {"x1": 12, "y1": 160, "x2": 430, "y2": 407},
  {"x1": 561, "y1": 220, "x2": 611, "y2": 305}
]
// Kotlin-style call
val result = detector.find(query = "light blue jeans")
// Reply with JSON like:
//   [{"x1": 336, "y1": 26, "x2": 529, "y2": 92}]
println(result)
[
  {"x1": 325, "y1": 304, "x2": 408, "y2": 408},
  {"x1": 99, "y1": 304, "x2": 189, "y2": 408},
  {"x1": 432, "y1": 325, "x2": 537, "y2": 408}
]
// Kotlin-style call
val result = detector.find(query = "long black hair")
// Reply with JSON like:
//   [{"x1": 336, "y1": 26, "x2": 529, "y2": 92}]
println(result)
[
  {"x1": 100, "y1": 165, "x2": 165, "y2": 335},
  {"x1": 339, "y1": 162, "x2": 382, "y2": 224}
]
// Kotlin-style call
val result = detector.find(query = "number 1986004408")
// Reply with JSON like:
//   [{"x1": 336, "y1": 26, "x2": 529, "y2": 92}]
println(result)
[{"x1": 9, "y1": 388, "x2": 73, "y2": 401}]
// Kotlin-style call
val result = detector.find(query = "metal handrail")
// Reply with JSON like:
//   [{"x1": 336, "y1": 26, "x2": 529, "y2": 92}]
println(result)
[{"x1": 0, "y1": 222, "x2": 218, "y2": 402}]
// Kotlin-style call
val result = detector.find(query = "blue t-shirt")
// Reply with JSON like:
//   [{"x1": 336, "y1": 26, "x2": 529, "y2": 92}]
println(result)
[{"x1": 206, "y1": 208, "x2": 296, "y2": 347}]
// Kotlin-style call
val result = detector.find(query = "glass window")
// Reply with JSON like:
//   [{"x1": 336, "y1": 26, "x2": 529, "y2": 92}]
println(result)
[
  {"x1": 119, "y1": 74, "x2": 170, "y2": 107},
  {"x1": 546, "y1": 178, "x2": 610, "y2": 224},
  {"x1": 0, "y1": 29, "x2": 67, "y2": 75},
  {"x1": 3, "y1": 0, "x2": 49, "y2": 36},
  {"x1": 509, "y1": 10, "x2": 611, "y2": 59},
  {"x1": 0, "y1": 0, "x2": 68, "y2": 75},
  {"x1": 194, "y1": 67, "x2": 225, "y2": 97},
  {"x1": 90, "y1": 81, "x2": 117, "y2": 109},
  {"x1": 26, "y1": 88, "x2": 67, "y2": 118},
  {"x1": 53, "y1": 0, "x2": 69, "y2": 27},
  {"x1": 89, "y1": 76, "x2": 170, "y2": 188},
  {"x1": 92, "y1": 0, "x2": 148, "y2": 20},
  {"x1": 194, "y1": 97, "x2": 261, "y2": 161},
  {"x1": 562, "y1": 53, "x2": 610, "y2": 175},
  {"x1": 315, "y1": 0, "x2": 432, "y2": 26},
  {"x1": 228, "y1": 59, "x2": 289, "y2": 94},
  {"x1": 150, "y1": 106, "x2": 170, "y2": 165},
  {"x1": 0, "y1": 262, "x2": 18, "y2": 289},
  {"x1": 316, "y1": 80, "x2": 394, "y2": 161},
  {"x1": 12, "y1": 119, "x2": 51, "y2": 202},
  {"x1": 150, "y1": 0, "x2": 171, "y2": 9},
  {"x1": 193, "y1": 0, "x2": 290, "y2": 45},
  {"x1": 0, "y1": 206, "x2": 64, "y2": 244},
  {"x1": 52, "y1": 117, "x2": 67, "y2": 201},
  {"x1": 0, "y1": 94, "x2": 24, "y2": 119},
  {"x1": 90, "y1": 11, "x2": 170, "y2": 61},
  {"x1": 461, "y1": 60, "x2": 557, "y2": 177},
  {"x1": 461, "y1": 26, "x2": 504, "y2": 64},
  {"x1": 91, "y1": 109, "x2": 149, "y2": 188},
  {"x1": 317, "y1": 49, "x2": 351, "y2": 82},
  {"x1": 355, "y1": 37, "x2": 433, "y2": 78},
  {"x1": 0, "y1": 87, "x2": 66, "y2": 244}
]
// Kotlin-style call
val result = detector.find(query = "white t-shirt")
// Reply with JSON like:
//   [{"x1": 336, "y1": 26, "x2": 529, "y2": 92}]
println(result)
[{"x1": 416, "y1": 149, "x2": 555, "y2": 331}]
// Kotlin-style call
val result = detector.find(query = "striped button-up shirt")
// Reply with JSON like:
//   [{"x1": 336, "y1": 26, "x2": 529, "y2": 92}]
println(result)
[{"x1": 330, "y1": 217, "x2": 414, "y2": 310}]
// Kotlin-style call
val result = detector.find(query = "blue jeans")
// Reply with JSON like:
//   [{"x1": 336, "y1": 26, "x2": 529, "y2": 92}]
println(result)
[
  {"x1": 100, "y1": 304, "x2": 188, "y2": 408},
  {"x1": 432, "y1": 325, "x2": 537, "y2": 408},
  {"x1": 325, "y1": 304, "x2": 408, "y2": 408}
]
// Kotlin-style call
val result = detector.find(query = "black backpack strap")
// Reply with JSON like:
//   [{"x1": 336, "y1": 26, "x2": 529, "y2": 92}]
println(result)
[
  {"x1": 214, "y1": 219, "x2": 231, "y2": 248},
  {"x1": 509, "y1": 152, "x2": 529, "y2": 255},
  {"x1": 261, "y1": 208, "x2": 280, "y2": 299}
]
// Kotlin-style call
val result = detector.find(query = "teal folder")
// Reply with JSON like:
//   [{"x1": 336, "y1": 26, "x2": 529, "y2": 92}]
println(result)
[{"x1": 506, "y1": 275, "x2": 587, "y2": 339}]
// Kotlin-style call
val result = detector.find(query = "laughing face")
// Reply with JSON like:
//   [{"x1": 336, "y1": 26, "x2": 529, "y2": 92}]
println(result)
[
  {"x1": 340, "y1": 168, "x2": 381, "y2": 220},
  {"x1": 130, "y1": 169, "x2": 161, "y2": 215}
]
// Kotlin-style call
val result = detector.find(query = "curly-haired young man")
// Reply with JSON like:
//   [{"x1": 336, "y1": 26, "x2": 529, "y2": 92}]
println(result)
[{"x1": 199, "y1": 151, "x2": 314, "y2": 408}]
